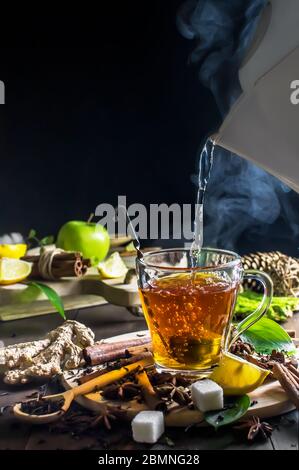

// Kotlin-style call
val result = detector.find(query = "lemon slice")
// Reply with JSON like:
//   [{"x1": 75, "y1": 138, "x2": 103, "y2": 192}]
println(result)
[
  {"x1": 97, "y1": 252, "x2": 128, "y2": 279},
  {"x1": 210, "y1": 351, "x2": 270, "y2": 395},
  {"x1": 0, "y1": 258, "x2": 32, "y2": 285},
  {"x1": 0, "y1": 244, "x2": 27, "y2": 259},
  {"x1": 125, "y1": 241, "x2": 136, "y2": 252}
]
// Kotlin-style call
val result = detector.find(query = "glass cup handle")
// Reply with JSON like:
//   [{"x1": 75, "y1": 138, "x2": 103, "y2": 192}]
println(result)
[{"x1": 228, "y1": 269, "x2": 273, "y2": 350}]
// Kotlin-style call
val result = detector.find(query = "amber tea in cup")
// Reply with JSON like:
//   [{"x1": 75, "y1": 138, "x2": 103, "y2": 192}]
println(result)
[{"x1": 137, "y1": 248, "x2": 272, "y2": 374}]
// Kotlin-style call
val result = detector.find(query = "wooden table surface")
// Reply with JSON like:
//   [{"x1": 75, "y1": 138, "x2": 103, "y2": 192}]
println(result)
[{"x1": 0, "y1": 304, "x2": 298, "y2": 451}]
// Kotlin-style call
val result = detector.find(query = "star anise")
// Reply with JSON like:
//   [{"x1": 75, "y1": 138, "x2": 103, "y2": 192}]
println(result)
[
  {"x1": 234, "y1": 415, "x2": 273, "y2": 441},
  {"x1": 170, "y1": 385, "x2": 192, "y2": 406},
  {"x1": 149, "y1": 371, "x2": 176, "y2": 386},
  {"x1": 155, "y1": 383, "x2": 191, "y2": 406},
  {"x1": 117, "y1": 382, "x2": 141, "y2": 400},
  {"x1": 90, "y1": 406, "x2": 117, "y2": 431},
  {"x1": 149, "y1": 371, "x2": 194, "y2": 388},
  {"x1": 102, "y1": 381, "x2": 141, "y2": 401}
]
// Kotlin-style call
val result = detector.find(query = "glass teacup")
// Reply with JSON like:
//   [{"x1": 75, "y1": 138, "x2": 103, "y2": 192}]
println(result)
[{"x1": 137, "y1": 248, "x2": 273, "y2": 374}]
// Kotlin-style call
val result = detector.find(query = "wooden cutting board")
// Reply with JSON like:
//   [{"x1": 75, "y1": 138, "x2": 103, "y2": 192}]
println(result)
[
  {"x1": 62, "y1": 330, "x2": 297, "y2": 427},
  {"x1": 0, "y1": 269, "x2": 140, "y2": 321}
]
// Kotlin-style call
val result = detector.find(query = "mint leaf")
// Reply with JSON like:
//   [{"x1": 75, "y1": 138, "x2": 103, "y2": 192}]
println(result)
[
  {"x1": 28, "y1": 282, "x2": 66, "y2": 320},
  {"x1": 235, "y1": 291, "x2": 299, "y2": 322},
  {"x1": 238, "y1": 317, "x2": 296, "y2": 355},
  {"x1": 28, "y1": 229, "x2": 37, "y2": 239},
  {"x1": 204, "y1": 395, "x2": 250, "y2": 430},
  {"x1": 40, "y1": 235, "x2": 55, "y2": 246},
  {"x1": 27, "y1": 230, "x2": 54, "y2": 247}
]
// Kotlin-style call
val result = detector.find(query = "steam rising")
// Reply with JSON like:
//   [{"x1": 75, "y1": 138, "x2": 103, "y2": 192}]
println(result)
[{"x1": 178, "y1": 0, "x2": 299, "y2": 252}]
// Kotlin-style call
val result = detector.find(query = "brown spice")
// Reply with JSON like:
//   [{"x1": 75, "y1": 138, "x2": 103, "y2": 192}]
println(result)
[
  {"x1": 20, "y1": 398, "x2": 64, "y2": 416},
  {"x1": 136, "y1": 369, "x2": 166, "y2": 411},
  {"x1": 83, "y1": 338, "x2": 152, "y2": 366},
  {"x1": 102, "y1": 381, "x2": 141, "y2": 401},
  {"x1": 230, "y1": 339, "x2": 254, "y2": 356},
  {"x1": 23, "y1": 251, "x2": 91, "y2": 279},
  {"x1": 78, "y1": 352, "x2": 153, "y2": 385},
  {"x1": 234, "y1": 416, "x2": 273, "y2": 441},
  {"x1": 272, "y1": 363, "x2": 299, "y2": 409}
]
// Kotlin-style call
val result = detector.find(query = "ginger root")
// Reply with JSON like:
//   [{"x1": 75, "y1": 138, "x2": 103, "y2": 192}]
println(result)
[{"x1": 0, "y1": 320, "x2": 94, "y2": 384}]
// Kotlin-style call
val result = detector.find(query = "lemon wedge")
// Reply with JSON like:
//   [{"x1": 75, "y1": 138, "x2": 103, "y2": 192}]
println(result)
[
  {"x1": 97, "y1": 252, "x2": 128, "y2": 279},
  {"x1": 0, "y1": 244, "x2": 27, "y2": 259},
  {"x1": 125, "y1": 241, "x2": 136, "y2": 252},
  {"x1": 0, "y1": 258, "x2": 32, "y2": 285},
  {"x1": 210, "y1": 352, "x2": 270, "y2": 395}
]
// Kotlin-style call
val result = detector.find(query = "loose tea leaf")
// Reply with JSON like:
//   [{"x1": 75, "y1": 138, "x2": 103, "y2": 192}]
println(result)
[
  {"x1": 204, "y1": 395, "x2": 250, "y2": 430},
  {"x1": 29, "y1": 282, "x2": 66, "y2": 320},
  {"x1": 20, "y1": 398, "x2": 64, "y2": 416}
]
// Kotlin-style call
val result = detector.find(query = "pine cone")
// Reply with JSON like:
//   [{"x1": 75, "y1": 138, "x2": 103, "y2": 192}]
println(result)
[{"x1": 242, "y1": 251, "x2": 299, "y2": 297}]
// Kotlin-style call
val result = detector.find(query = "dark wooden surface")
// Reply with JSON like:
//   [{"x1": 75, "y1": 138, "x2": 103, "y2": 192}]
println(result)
[{"x1": 0, "y1": 305, "x2": 298, "y2": 450}]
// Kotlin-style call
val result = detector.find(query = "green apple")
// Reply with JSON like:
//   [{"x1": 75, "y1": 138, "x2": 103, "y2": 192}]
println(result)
[{"x1": 57, "y1": 221, "x2": 110, "y2": 266}]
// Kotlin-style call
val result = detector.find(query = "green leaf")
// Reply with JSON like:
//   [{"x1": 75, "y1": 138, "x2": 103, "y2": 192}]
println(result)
[
  {"x1": 28, "y1": 282, "x2": 66, "y2": 320},
  {"x1": 40, "y1": 235, "x2": 55, "y2": 246},
  {"x1": 14, "y1": 284, "x2": 41, "y2": 303},
  {"x1": 234, "y1": 290, "x2": 299, "y2": 323},
  {"x1": 28, "y1": 229, "x2": 37, "y2": 239},
  {"x1": 238, "y1": 317, "x2": 296, "y2": 355},
  {"x1": 204, "y1": 395, "x2": 250, "y2": 430}
]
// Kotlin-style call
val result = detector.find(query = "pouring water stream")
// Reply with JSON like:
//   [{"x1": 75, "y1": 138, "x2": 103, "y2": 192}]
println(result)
[{"x1": 190, "y1": 138, "x2": 215, "y2": 272}]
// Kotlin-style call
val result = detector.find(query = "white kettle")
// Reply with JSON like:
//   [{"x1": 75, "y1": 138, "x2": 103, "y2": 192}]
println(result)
[{"x1": 213, "y1": 0, "x2": 299, "y2": 193}]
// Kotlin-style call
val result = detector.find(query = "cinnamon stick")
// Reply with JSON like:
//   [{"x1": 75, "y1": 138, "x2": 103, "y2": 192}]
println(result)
[
  {"x1": 78, "y1": 352, "x2": 153, "y2": 384},
  {"x1": 85, "y1": 337, "x2": 151, "y2": 354},
  {"x1": 23, "y1": 252, "x2": 91, "y2": 279},
  {"x1": 287, "y1": 364, "x2": 299, "y2": 380},
  {"x1": 83, "y1": 337, "x2": 151, "y2": 365},
  {"x1": 24, "y1": 252, "x2": 83, "y2": 262},
  {"x1": 285, "y1": 329, "x2": 296, "y2": 339},
  {"x1": 83, "y1": 341, "x2": 152, "y2": 366},
  {"x1": 272, "y1": 363, "x2": 299, "y2": 409},
  {"x1": 84, "y1": 357, "x2": 153, "y2": 393}
]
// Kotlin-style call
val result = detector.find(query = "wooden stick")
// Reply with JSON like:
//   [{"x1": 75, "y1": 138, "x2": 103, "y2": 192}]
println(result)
[
  {"x1": 136, "y1": 369, "x2": 166, "y2": 411},
  {"x1": 78, "y1": 352, "x2": 153, "y2": 385},
  {"x1": 74, "y1": 357, "x2": 154, "y2": 396}
]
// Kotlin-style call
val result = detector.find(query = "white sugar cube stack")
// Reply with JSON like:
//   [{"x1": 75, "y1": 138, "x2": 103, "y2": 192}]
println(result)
[
  {"x1": 191, "y1": 379, "x2": 224, "y2": 412},
  {"x1": 132, "y1": 411, "x2": 165, "y2": 443}
]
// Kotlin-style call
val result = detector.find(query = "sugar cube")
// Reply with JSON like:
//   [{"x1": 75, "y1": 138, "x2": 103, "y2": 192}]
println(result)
[
  {"x1": 131, "y1": 411, "x2": 165, "y2": 444},
  {"x1": 191, "y1": 379, "x2": 223, "y2": 412}
]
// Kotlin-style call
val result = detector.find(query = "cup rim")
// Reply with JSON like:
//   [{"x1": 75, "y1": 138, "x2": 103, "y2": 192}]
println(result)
[{"x1": 140, "y1": 247, "x2": 242, "y2": 271}]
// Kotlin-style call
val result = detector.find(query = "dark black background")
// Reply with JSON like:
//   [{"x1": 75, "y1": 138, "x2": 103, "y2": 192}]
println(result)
[
  {"x1": 1, "y1": 2, "x2": 298, "y2": 256},
  {"x1": 0, "y1": 1, "x2": 219, "y2": 241}
]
